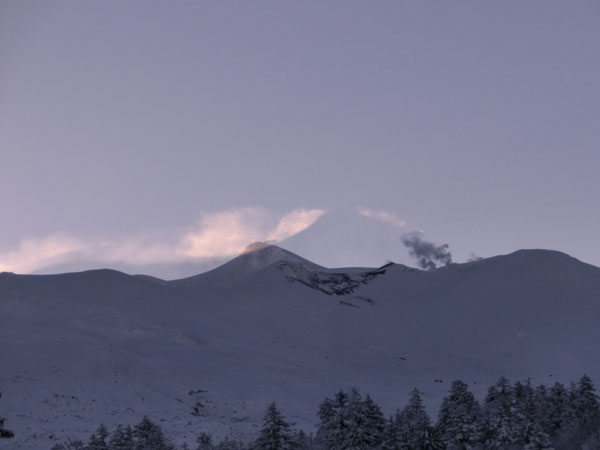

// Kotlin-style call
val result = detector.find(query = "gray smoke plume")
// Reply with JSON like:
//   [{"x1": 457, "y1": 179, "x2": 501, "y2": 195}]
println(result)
[{"x1": 401, "y1": 232, "x2": 453, "y2": 270}]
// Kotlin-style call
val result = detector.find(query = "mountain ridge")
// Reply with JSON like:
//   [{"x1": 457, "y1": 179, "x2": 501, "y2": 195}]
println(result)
[{"x1": 4, "y1": 244, "x2": 600, "y2": 283}]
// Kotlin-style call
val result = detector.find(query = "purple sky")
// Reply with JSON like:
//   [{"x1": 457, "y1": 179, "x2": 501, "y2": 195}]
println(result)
[{"x1": 1, "y1": 1, "x2": 599, "y2": 277}]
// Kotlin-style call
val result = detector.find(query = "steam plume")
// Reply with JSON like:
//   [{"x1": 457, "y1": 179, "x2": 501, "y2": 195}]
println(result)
[{"x1": 401, "y1": 231, "x2": 453, "y2": 270}]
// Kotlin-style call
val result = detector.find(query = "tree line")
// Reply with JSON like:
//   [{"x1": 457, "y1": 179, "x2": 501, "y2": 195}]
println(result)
[{"x1": 43, "y1": 375, "x2": 600, "y2": 450}]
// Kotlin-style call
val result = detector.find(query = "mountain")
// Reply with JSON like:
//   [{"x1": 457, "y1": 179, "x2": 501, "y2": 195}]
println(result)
[
  {"x1": 1, "y1": 246, "x2": 600, "y2": 449},
  {"x1": 169, "y1": 242, "x2": 326, "y2": 287},
  {"x1": 32, "y1": 256, "x2": 230, "y2": 281}
]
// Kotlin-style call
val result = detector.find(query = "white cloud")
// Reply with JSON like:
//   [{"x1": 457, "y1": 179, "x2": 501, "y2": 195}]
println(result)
[
  {"x1": 0, "y1": 207, "x2": 326, "y2": 274},
  {"x1": 268, "y1": 209, "x2": 326, "y2": 242},
  {"x1": 183, "y1": 207, "x2": 325, "y2": 259},
  {"x1": 0, "y1": 233, "x2": 87, "y2": 273},
  {"x1": 358, "y1": 208, "x2": 406, "y2": 227},
  {"x1": 181, "y1": 207, "x2": 272, "y2": 260},
  {"x1": 96, "y1": 235, "x2": 178, "y2": 265}
]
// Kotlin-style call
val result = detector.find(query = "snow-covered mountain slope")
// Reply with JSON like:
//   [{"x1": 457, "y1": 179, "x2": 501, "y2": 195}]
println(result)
[
  {"x1": 169, "y1": 242, "x2": 326, "y2": 287},
  {"x1": 1, "y1": 246, "x2": 600, "y2": 449}
]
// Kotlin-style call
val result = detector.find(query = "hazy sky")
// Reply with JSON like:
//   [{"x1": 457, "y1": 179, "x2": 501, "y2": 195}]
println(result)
[{"x1": 1, "y1": 1, "x2": 599, "y2": 276}]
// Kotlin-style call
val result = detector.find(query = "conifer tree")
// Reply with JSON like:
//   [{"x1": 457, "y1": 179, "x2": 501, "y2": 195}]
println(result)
[
  {"x1": 380, "y1": 413, "x2": 403, "y2": 450},
  {"x1": 316, "y1": 389, "x2": 385, "y2": 450},
  {"x1": 560, "y1": 375, "x2": 600, "y2": 448},
  {"x1": 398, "y1": 389, "x2": 431, "y2": 450},
  {"x1": 316, "y1": 391, "x2": 348, "y2": 450},
  {"x1": 512, "y1": 379, "x2": 551, "y2": 449},
  {"x1": 481, "y1": 377, "x2": 515, "y2": 450},
  {"x1": 436, "y1": 380, "x2": 481, "y2": 449},
  {"x1": 133, "y1": 416, "x2": 175, "y2": 450},
  {"x1": 421, "y1": 426, "x2": 445, "y2": 450},
  {"x1": 341, "y1": 389, "x2": 384, "y2": 450},
  {"x1": 294, "y1": 430, "x2": 312, "y2": 450},
  {"x1": 341, "y1": 389, "x2": 365, "y2": 450},
  {"x1": 87, "y1": 424, "x2": 110, "y2": 450},
  {"x1": 572, "y1": 375, "x2": 600, "y2": 432},
  {"x1": 253, "y1": 403, "x2": 296, "y2": 450},
  {"x1": 522, "y1": 422, "x2": 553, "y2": 450},
  {"x1": 109, "y1": 425, "x2": 134, "y2": 450},
  {"x1": 361, "y1": 394, "x2": 386, "y2": 450},
  {"x1": 533, "y1": 383, "x2": 552, "y2": 436},
  {"x1": 546, "y1": 381, "x2": 572, "y2": 441}
]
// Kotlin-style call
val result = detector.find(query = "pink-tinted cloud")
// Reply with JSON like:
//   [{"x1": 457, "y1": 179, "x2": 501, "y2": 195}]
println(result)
[
  {"x1": 182, "y1": 207, "x2": 326, "y2": 259},
  {"x1": 0, "y1": 233, "x2": 87, "y2": 273},
  {"x1": 358, "y1": 208, "x2": 406, "y2": 227},
  {"x1": 0, "y1": 207, "x2": 326, "y2": 273}
]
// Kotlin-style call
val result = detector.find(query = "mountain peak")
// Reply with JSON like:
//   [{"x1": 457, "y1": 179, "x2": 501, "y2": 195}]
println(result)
[
  {"x1": 241, "y1": 241, "x2": 278, "y2": 254},
  {"x1": 169, "y1": 243, "x2": 323, "y2": 287}
]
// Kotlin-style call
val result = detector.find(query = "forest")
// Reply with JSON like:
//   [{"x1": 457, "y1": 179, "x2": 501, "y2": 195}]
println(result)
[{"x1": 2, "y1": 375, "x2": 599, "y2": 450}]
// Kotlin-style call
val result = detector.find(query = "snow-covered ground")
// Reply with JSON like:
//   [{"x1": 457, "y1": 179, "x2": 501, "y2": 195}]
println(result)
[{"x1": 1, "y1": 245, "x2": 600, "y2": 449}]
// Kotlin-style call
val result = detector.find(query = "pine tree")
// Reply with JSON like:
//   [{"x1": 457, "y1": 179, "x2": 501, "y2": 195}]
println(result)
[
  {"x1": 109, "y1": 425, "x2": 135, "y2": 450},
  {"x1": 481, "y1": 377, "x2": 515, "y2": 449},
  {"x1": 380, "y1": 413, "x2": 403, "y2": 450},
  {"x1": 398, "y1": 389, "x2": 431, "y2": 450},
  {"x1": 294, "y1": 430, "x2": 312, "y2": 450},
  {"x1": 87, "y1": 424, "x2": 110, "y2": 450},
  {"x1": 572, "y1": 375, "x2": 600, "y2": 433},
  {"x1": 316, "y1": 389, "x2": 385, "y2": 450},
  {"x1": 316, "y1": 395, "x2": 335, "y2": 450},
  {"x1": 545, "y1": 381, "x2": 573, "y2": 441},
  {"x1": 341, "y1": 389, "x2": 384, "y2": 450},
  {"x1": 421, "y1": 426, "x2": 445, "y2": 450},
  {"x1": 253, "y1": 403, "x2": 296, "y2": 450},
  {"x1": 533, "y1": 384, "x2": 552, "y2": 436},
  {"x1": 316, "y1": 391, "x2": 348, "y2": 450},
  {"x1": 522, "y1": 422, "x2": 552, "y2": 450},
  {"x1": 361, "y1": 394, "x2": 386, "y2": 450},
  {"x1": 436, "y1": 380, "x2": 481, "y2": 450},
  {"x1": 559, "y1": 375, "x2": 600, "y2": 449},
  {"x1": 511, "y1": 379, "x2": 552, "y2": 449},
  {"x1": 133, "y1": 416, "x2": 175, "y2": 450}
]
